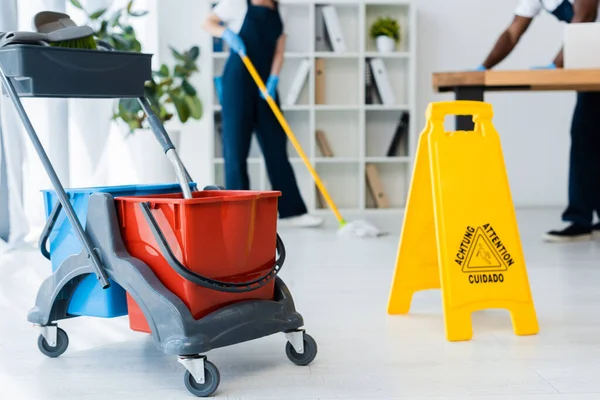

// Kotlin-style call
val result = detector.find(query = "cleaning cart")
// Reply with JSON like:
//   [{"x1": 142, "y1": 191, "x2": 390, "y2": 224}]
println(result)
[{"x1": 0, "y1": 26, "x2": 316, "y2": 398}]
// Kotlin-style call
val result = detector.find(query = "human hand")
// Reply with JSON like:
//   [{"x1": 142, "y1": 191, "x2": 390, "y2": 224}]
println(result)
[
  {"x1": 531, "y1": 62, "x2": 556, "y2": 70},
  {"x1": 260, "y1": 75, "x2": 279, "y2": 100},
  {"x1": 222, "y1": 28, "x2": 246, "y2": 56}
]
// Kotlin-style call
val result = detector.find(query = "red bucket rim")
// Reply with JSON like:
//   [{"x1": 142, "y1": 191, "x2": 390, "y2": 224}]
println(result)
[{"x1": 115, "y1": 190, "x2": 282, "y2": 205}]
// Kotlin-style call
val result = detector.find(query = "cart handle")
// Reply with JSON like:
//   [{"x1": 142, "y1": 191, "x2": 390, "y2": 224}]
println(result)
[
  {"x1": 39, "y1": 200, "x2": 64, "y2": 260},
  {"x1": 139, "y1": 202, "x2": 285, "y2": 293}
]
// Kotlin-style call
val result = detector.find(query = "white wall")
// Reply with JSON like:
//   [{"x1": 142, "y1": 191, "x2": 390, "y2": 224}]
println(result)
[
  {"x1": 158, "y1": 0, "x2": 573, "y2": 208},
  {"x1": 416, "y1": 0, "x2": 574, "y2": 208},
  {"x1": 155, "y1": 0, "x2": 213, "y2": 187}
]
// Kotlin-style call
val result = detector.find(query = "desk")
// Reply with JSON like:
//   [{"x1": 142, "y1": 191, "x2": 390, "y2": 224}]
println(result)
[{"x1": 432, "y1": 69, "x2": 600, "y2": 130}]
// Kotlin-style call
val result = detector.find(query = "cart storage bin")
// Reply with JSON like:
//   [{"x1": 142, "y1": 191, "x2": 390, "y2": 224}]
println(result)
[
  {"x1": 0, "y1": 44, "x2": 152, "y2": 98},
  {"x1": 41, "y1": 183, "x2": 196, "y2": 318},
  {"x1": 114, "y1": 190, "x2": 281, "y2": 333}
]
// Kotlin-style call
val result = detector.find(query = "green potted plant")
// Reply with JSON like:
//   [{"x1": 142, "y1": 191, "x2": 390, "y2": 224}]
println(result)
[
  {"x1": 71, "y1": 0, "x2": 146, "y2": 52},
  {"x1": 113, "y1": 46, "x2": 203, "y2": 184},
  {"x1": 370, "y1": 16, "x2": 401, "y2": 53},
  {"x1": 114, "y1": 45, "x2": 203, "y2": 132}
]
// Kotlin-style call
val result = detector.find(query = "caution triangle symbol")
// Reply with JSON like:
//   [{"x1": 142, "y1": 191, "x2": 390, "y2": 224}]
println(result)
[{"x1": 462, "y1": 227, "x2": 507, "y2": 273}]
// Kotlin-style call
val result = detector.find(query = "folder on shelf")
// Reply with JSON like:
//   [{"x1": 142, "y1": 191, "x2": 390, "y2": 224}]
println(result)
[
  {"x1": 315, "y1": 5, "x2": 331, "y2": 52},
  {"x1": 369, "y1": 58, "x2": 396, "y2": 105},
  {"x1": 366, "y1": 164, "x2": 390, "y2": 209},
  {"x1": 316, "y1": 129, "x2": 334, "y2": 157},
  {"x1": 365, "y1": 59, "x2": 382, "y2": 105},
  {"x1": 214, "y1": 111, "x2": 223, "y2": 158},
  {"x1": 315, "y1": 58, "x2": 326, "y2": 104},
  {"x1": 213, "y1": 37, "x2": 223, "y2": 52},
  {"x1": 387, "y1": 112, "x2": 409, "y2": 157},
  {"x1": 284, "y1": 58, "x2": 311, "y2": 106},
  {"x1": 322, "y1": 5, "x2": 347, "y2": 53}
]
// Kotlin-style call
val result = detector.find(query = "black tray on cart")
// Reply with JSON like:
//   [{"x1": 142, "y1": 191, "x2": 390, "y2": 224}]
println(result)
[{"x1": 0, "y1": 44, "x2": 152, "y2": 98}]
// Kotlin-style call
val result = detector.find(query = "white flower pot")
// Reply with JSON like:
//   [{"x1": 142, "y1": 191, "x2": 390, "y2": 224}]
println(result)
[
  {"x1": 376, "y1": 36, "x2": 396, "y2": 53},
  {"x1": 125, "y1": 129, "x2": 181, "y2": 185}
]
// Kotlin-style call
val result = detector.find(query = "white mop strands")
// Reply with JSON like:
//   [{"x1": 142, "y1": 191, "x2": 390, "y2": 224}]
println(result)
[{"x1": 337, "y1": 219, "x2": 387, "y2": 238}]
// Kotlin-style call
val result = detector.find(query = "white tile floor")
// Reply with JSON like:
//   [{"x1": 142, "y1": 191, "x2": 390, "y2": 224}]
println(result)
[{"x1": 1, "y1": 208, "x2": 599, "y2": 400}]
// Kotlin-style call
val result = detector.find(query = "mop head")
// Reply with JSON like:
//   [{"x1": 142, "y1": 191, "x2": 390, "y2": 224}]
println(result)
[{"x1": 337, "y1": 219, "x2": 387, "y2": 238}]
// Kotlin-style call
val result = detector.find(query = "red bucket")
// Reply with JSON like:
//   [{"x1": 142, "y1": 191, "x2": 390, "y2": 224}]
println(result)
[{"x1": 114, "y1": 190, "x2": 281, "y2": 334}]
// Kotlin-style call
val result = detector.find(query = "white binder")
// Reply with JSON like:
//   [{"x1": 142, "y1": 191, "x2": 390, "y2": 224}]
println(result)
[
  {"x1": 322, "y1": 6, "x2": 346, "y2": 53},
  {"x1": 369, "y1": 58, "x2": 396, "y2": 105},
  {"x1": 285, "y1": 58, "x2": 311, "y2": 106}
]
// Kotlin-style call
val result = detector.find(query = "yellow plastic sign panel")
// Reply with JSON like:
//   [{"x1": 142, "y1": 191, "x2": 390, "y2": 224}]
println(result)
[{"x1": 388, "y1": 101, "x2": 539, "y2": 341}]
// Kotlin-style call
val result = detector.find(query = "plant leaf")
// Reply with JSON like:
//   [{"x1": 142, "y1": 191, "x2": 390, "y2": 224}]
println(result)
[
  {"x1": 170, "y1": 46, "x2": 185, "y2": 61},
  {"x1": 182, "y1": 80, "x2": 196, "y2": 96},
  {"x1": 185, "y1": 95, "x2": 203, "y2": 120},
  {"x1": 89, "y1": 8, "x2": 107, "y2": 20},
  {"x1": 111, "y1": 10, "x2": 122, "y2": 27},
  {"x1": 120, "y1": 98, "x2": 142, "y2": 114},
  {"x1": 70, "y1": 0, "x2": 83, "y2": 9},
  {"x1": 170, "y1": 93, "x2": 189, "y2": 123},
  {"x1": 127, "y1": 0, "x2": 134, "y2": 13},
  {"x1": 157, "y1": 64, "x2": 169, "y2": 77},
  {"x1": 174, "y1": 65, "x2": 186, "y2": 78},
  {"x1": 129, "y1": 10, "x2": 148, "y2": 17},
  {"x1": 188, "y1": 46, "x2": 200, "y2": 61},
  {"x1": 131, "y1": 39, "x2": 142, "y2": 52},
  {"x1": 112, "y1": 34, "x2": 129, "y2": 47},
  {"x1": 98, "y1": 20, "x2": 108, "y2": 35}
]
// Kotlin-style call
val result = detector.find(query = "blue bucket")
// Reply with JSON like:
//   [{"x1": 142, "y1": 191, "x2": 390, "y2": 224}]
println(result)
[{"x1": 41, "y1": 183, "x2": 196, "y2": 318}]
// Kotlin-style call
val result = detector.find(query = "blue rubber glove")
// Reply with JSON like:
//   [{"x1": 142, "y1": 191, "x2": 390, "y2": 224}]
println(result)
[
  {"x1": 222, "y1": 28, "x2": 246, "y2": 56},
  {"x1": 260, "y1": 75, "x2": 279, "y2": 100},
  {"x1": 531, "y1": 62, "x2": 556, "y2": 70},
  {"x1": 474, "y1": 64, "x2": 486, "y2": 71}
]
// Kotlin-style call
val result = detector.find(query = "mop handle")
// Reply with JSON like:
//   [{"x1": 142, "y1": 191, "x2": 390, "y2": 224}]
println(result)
[
  {"x1": 138, "y1": 97, "x2": 193, "y2": 199},
  {"x1": 241, "y1": 55, "x2": 346, "y2": 226}
]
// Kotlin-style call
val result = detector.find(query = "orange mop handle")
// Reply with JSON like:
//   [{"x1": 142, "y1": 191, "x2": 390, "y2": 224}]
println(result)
[{"x1": 241, "y1": 55, "x2": 346, "y2": 226}]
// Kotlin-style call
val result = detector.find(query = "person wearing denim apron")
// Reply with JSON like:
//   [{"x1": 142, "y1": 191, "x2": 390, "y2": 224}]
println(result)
[
  {"x1": 203, "y1": 0, "x2": 323, "y2": 228},
  {"x1": 475, "y1": 0, "x2": 600, "y2": 242}
]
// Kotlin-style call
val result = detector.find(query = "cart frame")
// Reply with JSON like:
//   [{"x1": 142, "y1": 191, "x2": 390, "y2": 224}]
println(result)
[{"x1": 0, "y1": 41, "x2": 316, "y2": 397}]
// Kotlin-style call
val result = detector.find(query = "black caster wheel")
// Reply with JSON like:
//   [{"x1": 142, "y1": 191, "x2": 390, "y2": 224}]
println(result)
[
  {"x1": 183, "y1": 360, "x2": 220, "y2": 397},
  {"x1": 286, "y1": 332, "x2": 317, "y2": 366},
  {"x1": 37, "y1": 327, "x2": 69, "y2": 358},
  {"x1": 203, "y1": 185, "x2": 225, "y2": 191}
]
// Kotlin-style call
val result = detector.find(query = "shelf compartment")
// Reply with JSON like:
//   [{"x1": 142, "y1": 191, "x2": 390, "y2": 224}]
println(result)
[
  {"x1": 283, "y1": 110, "x2": 312, "y2": 159},
  {"x1": 365, "y1": 3, "x2": 411, "y2": 53},
  {"x1": 365, "y1": 57, "x2": 410, "y2": 106},
  {"x1": 280, "y1": 57, "x2": 312, "y2": 107},
  {"x1": 314, "y1": 161, "x2": 360, "y2": 209},
  {"x1": 314, "y1": 57, "x2": 360, "y2": 106},
  {"x1": 281, "y1": 3, "x2": 312, "y2": 53},
  {"x1": 365, "y1": 162, "x2": 408, "y2": 209},
  {"x1": 314, "y1": 3, "x2": 361, "y2": 53},
  {"x1": 315, "y1": 110, "x2": 360, "y2": 158},
  {"x1": 365, "y1": 110, "x2": 410, "y2": 158}
]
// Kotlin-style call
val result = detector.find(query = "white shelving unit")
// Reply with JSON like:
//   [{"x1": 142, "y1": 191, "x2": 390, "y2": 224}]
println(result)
[{"x1": 209, "y1": 0, "x2": 417, "y2": 213}]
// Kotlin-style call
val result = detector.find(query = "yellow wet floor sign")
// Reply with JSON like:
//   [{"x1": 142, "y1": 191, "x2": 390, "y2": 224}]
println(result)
[{"x1": 387, "y1": 101, "x2": 539, "y2": 341}]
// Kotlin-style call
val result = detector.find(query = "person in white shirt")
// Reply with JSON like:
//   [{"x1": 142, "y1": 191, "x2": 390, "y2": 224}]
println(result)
[
  {"x1": 202, "y1": 0, "x2": 323, "y2": 228},
  {"x1": 476, "y1": 0, "x2": 600, "y2": 242}
]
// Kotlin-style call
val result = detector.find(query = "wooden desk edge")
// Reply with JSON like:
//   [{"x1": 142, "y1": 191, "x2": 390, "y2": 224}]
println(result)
[{"x1": 433, "y1": 69, "x2": 600, "y2": 92}]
